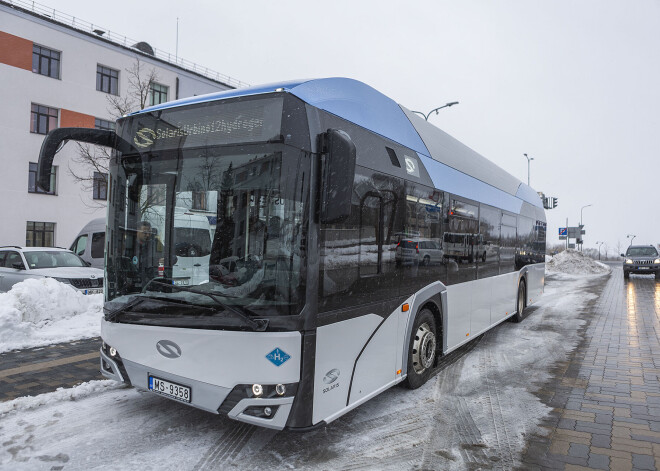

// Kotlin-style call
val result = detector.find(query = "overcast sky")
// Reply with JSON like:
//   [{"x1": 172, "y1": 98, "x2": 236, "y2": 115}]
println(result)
[{"x1": 50, "y1": 0, "x2": 660, "y2": 255}]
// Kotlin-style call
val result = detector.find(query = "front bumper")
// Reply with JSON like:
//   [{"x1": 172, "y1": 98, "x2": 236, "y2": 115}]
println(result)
[
  {"x1": 100, "y1": 347, "x2": 296, "y2": 429},
  {"x1": 623, "y1": 265, "x2": 660, "y2": 275}
]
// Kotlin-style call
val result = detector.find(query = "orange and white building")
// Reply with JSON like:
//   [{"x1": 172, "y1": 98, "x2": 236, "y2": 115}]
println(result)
[{"x1": 0, "y1": 0, "x2": 245, "y2": 247}]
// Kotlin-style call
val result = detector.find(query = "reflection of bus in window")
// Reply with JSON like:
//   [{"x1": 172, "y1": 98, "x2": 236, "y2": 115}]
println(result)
[{"x1": 38, "y1": 78, "x2": 545, "y2": 432}]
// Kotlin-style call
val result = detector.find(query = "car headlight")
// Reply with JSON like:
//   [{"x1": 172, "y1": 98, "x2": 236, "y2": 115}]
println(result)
[
  {"x1": 625, "y1": 259, "x2": 633, "y2": 264},
  {"x1": 654, "y1": 258, "x2": 660, "y2": 264},
  {"x1": 53, "y1": 277, "x2": 72, "y2": 284}
]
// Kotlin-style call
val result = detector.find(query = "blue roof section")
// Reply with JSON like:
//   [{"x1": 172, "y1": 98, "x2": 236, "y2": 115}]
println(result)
[
  {"x1": 515, "y1": 183, "x2": 544, "y2": 209},
  {"x1": 287, "y1": 78, "x2": 429, "y2": 156}
]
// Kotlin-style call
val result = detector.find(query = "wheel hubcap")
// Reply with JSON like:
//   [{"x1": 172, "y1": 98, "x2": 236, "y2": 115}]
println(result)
[{"x1": 412, "y1": 322, "x2": 436, "y2": 374}]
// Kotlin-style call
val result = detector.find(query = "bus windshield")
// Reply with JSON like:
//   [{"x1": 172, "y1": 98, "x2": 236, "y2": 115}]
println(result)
[{"x1": 106, "y1": 99, "x2": 310, "y2": 320}]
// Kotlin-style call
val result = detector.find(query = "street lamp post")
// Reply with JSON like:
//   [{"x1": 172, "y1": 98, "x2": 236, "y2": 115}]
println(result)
[
  {"x1": 411, "y1": 102, "x2": 459, "y2": 121},
  {"x1": 524, "y1": 153, "x2": 534, "y2": 186},
  {"x1": 596, "y1": 241, "x2": 604, "y2": 260},
  {"x1": 627, "y1": 234, "x2": 636, "y2": 246},
  {"x1": 580, "y1": 204, "x2": 592, "y2": 251}
]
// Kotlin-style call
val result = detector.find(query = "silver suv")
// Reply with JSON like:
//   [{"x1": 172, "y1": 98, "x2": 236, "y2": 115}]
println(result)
[
  {"x1": 0, "y1": 246, "x2": 104, "y2": 294},
  {"x1": 621, "y1": 245, "x2": 660, "y2": 280}
]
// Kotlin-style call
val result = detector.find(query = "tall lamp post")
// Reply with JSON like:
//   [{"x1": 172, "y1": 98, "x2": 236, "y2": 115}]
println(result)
[
  {"x1": 627, "y1": 234, "x2": 636, "y2": 246},
  {"x1": 596, "y1": 241, "x2": 604, "y2": 260},
  {"x1": 411, "y1": 101, "x2": 459, "y2": 121},
  {"x1": 580, "y1": 204, "x2": 592, "y2": 251},
  {"x1": 524, "y1": 153, "x2": 534, "y2": 186}
]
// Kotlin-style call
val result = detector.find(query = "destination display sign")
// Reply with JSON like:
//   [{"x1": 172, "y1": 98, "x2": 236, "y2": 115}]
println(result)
[{"x1": 119, "y1": 97, "x2": 284, "y2": 152}]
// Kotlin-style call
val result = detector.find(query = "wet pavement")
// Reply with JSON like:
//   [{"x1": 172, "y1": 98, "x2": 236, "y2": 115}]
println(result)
[
  {"x1": 520, "y1": 267, "x2": 660, "y2": 470},
  {"x1": 0, "y1": 338, "x2": 101, "y2": 401},
  {"x1": 1, "y1": 265, "x2": 660, "y2": 470}
]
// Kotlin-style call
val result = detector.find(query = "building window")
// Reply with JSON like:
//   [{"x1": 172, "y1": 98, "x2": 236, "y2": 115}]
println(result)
[
  {"x1": 28, "y1": 162, "x2": 57, "y2": 194},
  {"x1": 95, "y1": 118, "x2": 115, "y2": 131},
  {"x1": 93, "y1": 172, "x2": 108, "y2": 200},
  {"x1": 149, "y1": 83, "x2": 168, "y2": 106},
  {"x1": 192, "y1": 191, "x2": 208, "y2": 211},
  {"x1": 32, "y1": 44, "x2": 60, "y2": 79},
  {"x1": 30, "y1": 104, "x2": 58, "y2": 134},
  {"x1": 26, "y1": 221, "x2": 55, "y2": 247},
  {"x1": 96, "y1": 65, "x2": 119, "y2": 95}
]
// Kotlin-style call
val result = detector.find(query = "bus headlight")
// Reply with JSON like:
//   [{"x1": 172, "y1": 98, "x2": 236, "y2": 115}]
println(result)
[
  {"x1": 275, "y1": 384, "x2": 286, "y2": 396},
  {"x1": 252, "y1": 384, "x2": 263, "y2": 397}
]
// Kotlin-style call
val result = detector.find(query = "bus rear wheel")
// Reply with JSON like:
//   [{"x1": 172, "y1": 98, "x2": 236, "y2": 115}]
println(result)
[
  {"x1": 511, "y1": 279, "x2": 526, "y2": 323},
  {"x1": 404, "y1": 308, "x2": 437, "y2": 389}
]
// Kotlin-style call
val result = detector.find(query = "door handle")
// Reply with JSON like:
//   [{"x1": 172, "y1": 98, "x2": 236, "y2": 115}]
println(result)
[{"x1": 194, "y1": 264, "x2": 201, "y2": 267}]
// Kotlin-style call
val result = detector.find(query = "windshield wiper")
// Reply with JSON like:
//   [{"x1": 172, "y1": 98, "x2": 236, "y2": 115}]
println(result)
[
  {"x1": 104, "y1": 296, "x2": 147, "y2": 322},
  {"x1": 142, "y1": 279, "x2": 269, "y2": 332}
]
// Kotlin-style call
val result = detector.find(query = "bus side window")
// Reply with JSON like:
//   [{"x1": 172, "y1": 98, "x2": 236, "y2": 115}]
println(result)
[
  {"x1": 447, "y1": 197, "x2": 478, "y2": 285},
  {"x1": 500, "y1": 213, "x2": 517, "y2": 274},
  {"x1": 359, "y1": 193, "x2": 382, "y2": 276},
  {"x1": 478, "y1": 204, "x2": 501, "y2": 279}
]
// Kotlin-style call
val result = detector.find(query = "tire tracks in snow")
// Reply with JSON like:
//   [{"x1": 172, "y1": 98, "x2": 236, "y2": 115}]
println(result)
[{"x1": 193, "y1": 422, "x2": 255, "y2": 470}]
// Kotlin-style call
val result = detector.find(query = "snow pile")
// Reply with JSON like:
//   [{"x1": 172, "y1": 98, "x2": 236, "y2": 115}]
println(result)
[
  {"x1": 546, "y1": 249, "x2": 611, "y2": 275},
  {"x1": 0, "y1": 380, "x2": 123, "y2": 417},
  {"x1": 0, "y1": 278, "x2": 103, "y2": 353}
]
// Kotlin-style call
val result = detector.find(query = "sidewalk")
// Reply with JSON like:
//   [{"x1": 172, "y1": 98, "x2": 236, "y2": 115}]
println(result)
[
  {"x1": 0, "y1": 337, "x2": 102, "y2": 401},
  {"x1": 520, "y1": 268, "x2": 660, "y2": 470}
]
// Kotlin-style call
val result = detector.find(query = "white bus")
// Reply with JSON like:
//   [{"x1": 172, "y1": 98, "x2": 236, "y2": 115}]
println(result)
[{"x1": 37, "y1": 78, "x2": 546, "y2": 431}]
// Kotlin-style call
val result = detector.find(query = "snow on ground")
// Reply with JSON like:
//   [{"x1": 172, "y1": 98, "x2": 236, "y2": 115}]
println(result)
[
  {"x1": 0, "y1": 278, "x2": 103, "y2": 353},
  {"x1": 546, "y1": 249, "x2": 611, "y2": 276},
  {"x1": 0, "y1": 271, "x2": 605, "y2": 470}
]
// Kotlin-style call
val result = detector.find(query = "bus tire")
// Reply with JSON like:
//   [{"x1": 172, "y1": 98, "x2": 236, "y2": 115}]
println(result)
[
  {"x1": 511, "y1": 279, "x2": 526, "y2": 323},
  {"x1": 404, "y1": 308, "x2": 437, "y2": 389}
]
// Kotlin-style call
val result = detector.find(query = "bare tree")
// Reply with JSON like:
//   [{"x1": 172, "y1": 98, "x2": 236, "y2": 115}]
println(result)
[
  {"x1": 615, "y1": 240, "x2": 623, "y2": 259},
  {"x1": 68, "y1": 57, "x2": 159, "y2": 208}
]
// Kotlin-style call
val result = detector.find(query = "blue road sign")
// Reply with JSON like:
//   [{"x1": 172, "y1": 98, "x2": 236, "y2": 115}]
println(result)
[{"x1": 559, "y1": 227, "x2": 567, "y2": 236}]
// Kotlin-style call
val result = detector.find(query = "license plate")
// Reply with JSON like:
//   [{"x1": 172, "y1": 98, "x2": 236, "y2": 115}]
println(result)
[
  {"x1": 638, "y1": 267, "x2": 649, "y2": 270},
  {"x1": 148, "y1": 376, "x2": 191, "y2": 403},
  {"x1": 172, "y1": 278, "x2": 190, "y2": 286},
  {"x1": 84, "y1": 288, "x2": 103, "y2": 295}
]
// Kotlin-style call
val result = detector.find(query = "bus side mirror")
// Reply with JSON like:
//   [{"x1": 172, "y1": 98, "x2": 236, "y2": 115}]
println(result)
[{"x1": 319, "y1": 129, "x2": 356, "y2": 224}]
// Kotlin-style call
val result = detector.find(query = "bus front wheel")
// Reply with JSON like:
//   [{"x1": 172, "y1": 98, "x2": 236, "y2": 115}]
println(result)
[
  {"x1": 404, "y1": 308, "x2": 437, "y2": 389},
  {"x1": 511, "y1": 280, "x2": 526, "y2": 323}
]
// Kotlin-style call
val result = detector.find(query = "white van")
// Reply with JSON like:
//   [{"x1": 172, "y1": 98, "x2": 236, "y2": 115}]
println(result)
[
  {"x1": 141, "y1": 206, "x2": 213, "y2": 286},
  {"x1": 72, "y1": 211, "x2": 212, "y2": 286},
  {"x1": 70, "y1": 218, "x2": 106, "y2": 270}
]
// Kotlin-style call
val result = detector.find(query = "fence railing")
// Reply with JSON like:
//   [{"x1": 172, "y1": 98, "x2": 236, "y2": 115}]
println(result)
[{"x1": 3, "y1": 0, "x2": 250, "y2": 88}]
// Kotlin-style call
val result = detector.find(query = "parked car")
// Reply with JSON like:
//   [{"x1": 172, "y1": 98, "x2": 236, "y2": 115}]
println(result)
[
  {"x1": 0, "y1": 246, "x2": 104, "y2": 294},
  {"x1": 621, "y1": 245, "x2": 660, "y2": 280},
  {"x1": 70, "y1": 217, "x2": 106, "y2": 270},
  {"x1": 395, "y1": 238, "x2": 444, "y2": 266}
]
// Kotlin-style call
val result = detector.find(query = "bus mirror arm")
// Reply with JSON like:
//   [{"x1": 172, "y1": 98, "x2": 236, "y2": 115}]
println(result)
[
  {"x1": 318, "y1": 129, "x2": 356, "y2": 224},
  {"x1": 37, "y1": 127, "x2": 130, "y2": 192}
]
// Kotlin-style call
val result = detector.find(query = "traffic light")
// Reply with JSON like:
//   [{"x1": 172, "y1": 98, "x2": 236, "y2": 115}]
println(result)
[
  {"x1": 543, "y1": 197, "x2": 550, "y2": 209},
  {"x1": 552, "y1": 197, "x2": 558, "y2": 209}
]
